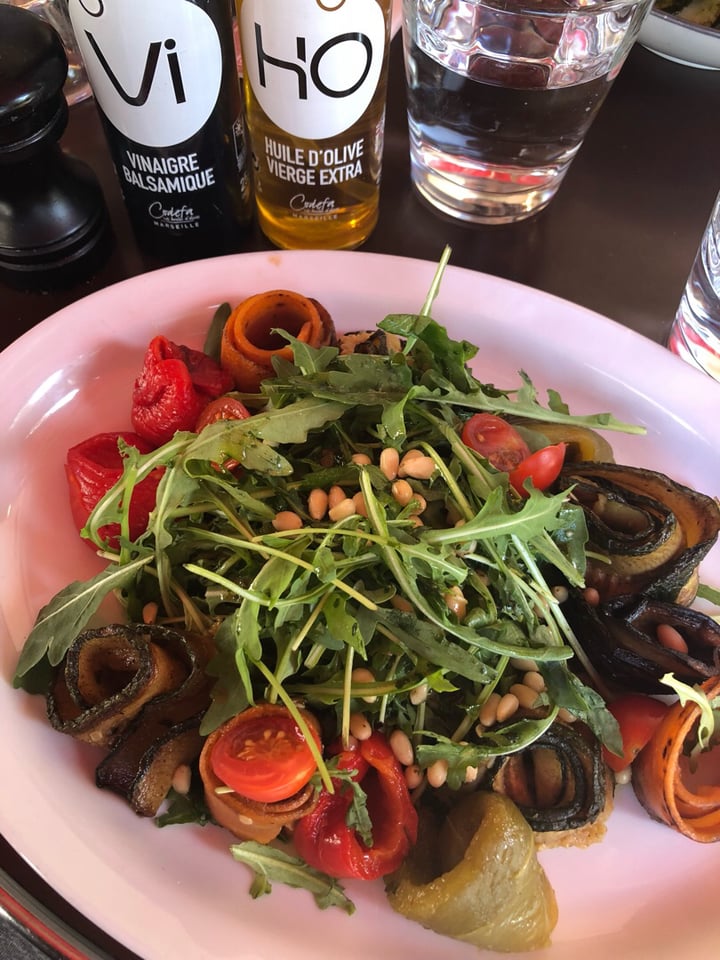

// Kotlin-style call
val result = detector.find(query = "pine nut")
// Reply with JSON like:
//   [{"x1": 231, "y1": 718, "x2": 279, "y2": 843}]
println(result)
[
  {"x1": 510, "y1": 657, "x2": 538, "y2": 673},
  {"x1": 391, "y1": 479, "x2": 414, "y2": 506},
  {"x1": 405, "y1": 764, "x2": 423, "y2": 790},
  {"x1": 380, "y1": 447, "x2": 400, "y2": 480},
  {"x1": 409, "y1": 515, "x2": 424, "y2": 528},
  {"x1": 496, "y1": 692, "x2": 520, "y2": 723},
  {"x1": 272, "y1": 511, "x2": 303, "y2": 531},
  {"x1": 409, "y1": 682, "x2": 428, "y2": 705},
  {"x1": 427, "y1": 758, "x2": 449, "y2": 788},
  {"x1": 444, "y1": 586, "x2": 467, "y2": 620},
  {"x1": 142, "y1": 601, "x2": 159, "y2": 624},
  {"x1": 523, "y1": 670, "x2": 546, "y2": 693},
  {"x1": 328, "y1": 497, "x2": 357, "y2": 522},
  {"x1": 407, "y1": 493, "x2": 427, "y2": 516},
  {"x1": 557, "y1": 707, "x2": 576, "y2": 723},
  {"x1": 352, "y1": 491, "x2": 368, "y2": 517},
  {"x1": 479, "y1": 692, "x2": 502, "y2": 728},
  {"x1": 509, "y1": 683, "x2": 540, "y2": 710},
  {"x1": 351, "y1": 453, "x2": 372, "y2": 466},
  {"x1": 171, "y1": 763, "x2": 192, "y2": 795},
  {"x1": 464, "y1": 765, "x2": 480, "y2": 784},
  {"x1": 389, "y1": 729, "x2": 414, "y2": 766},
  {"x1": 399, "y1": 448, "x2": 423, "y2": 466},
  {"x1": 349, "y1": 712, "x2": 373, "y2": 740},
  {"x1": 656, "y1": 623, "x2": 689, "y2": 654},
  {"x1": 307, "y1": 488, "x2": 329, "y2": 520},
  {"x1": 391, "y1": 594, "x2": 414, "y2": 613},
  {"x1": 582, "y1": 586, "x2": 601, "y2": 606},
  {"x1": 551, "y1": 584, "x2": 569, "y2": 603},
  {"x1": 328, "y1": 485, "x2": 346, "y2": 509},
  {"x1": 399, "y1": 455, "x2": 436, "y2": 480},
  {"x1": 351, "y1": 667, "x2": 377, "y2": 703}
]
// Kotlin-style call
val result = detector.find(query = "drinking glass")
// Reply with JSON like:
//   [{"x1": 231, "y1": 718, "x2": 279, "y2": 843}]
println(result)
[
  {"x1": 7, "y1": 0, "x2": 91, "y2": 105},
  {"x1": 667, "y1": 190, "x2": 720, "y2": 381},
  {"x1": 402, "y1": 0, "x2": 653, "y2": 223}
]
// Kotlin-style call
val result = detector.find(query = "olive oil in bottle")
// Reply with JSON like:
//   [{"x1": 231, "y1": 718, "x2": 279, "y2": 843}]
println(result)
[
  {"x1": 67, "y1": 0, "x2": 252, "y2": 264},
  {"x1": 236, "y1": 0, "x2": 392, "y2": 250}
]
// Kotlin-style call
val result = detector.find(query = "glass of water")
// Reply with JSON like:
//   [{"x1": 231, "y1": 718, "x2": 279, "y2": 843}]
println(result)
[
  {"x1": 402, "y1": 0, "x2": 653, "y2": 224},
  {"x1": 8, "y1": 0, "x2": 91, "y2": 105},
  {"x1": 667, "y1": 190, "x2": 720, "y2": 381}
]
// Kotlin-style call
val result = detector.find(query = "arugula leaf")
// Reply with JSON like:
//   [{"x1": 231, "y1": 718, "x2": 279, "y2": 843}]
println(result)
[
  {"x1": 13, "y1": 556, "x2": 152, "y2": 686},
  {"x1": 230, "y1": 841, "x2": 355, "y2": 913},
  {"x1": 661, "y1": 672, "x2": 718, "y2": 758}
]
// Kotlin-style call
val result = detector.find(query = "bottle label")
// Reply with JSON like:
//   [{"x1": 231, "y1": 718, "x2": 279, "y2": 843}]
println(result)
[
  {"x1": 240, "y1": 0, "x2": 387, "y2": 140},
  {"x1": 68, "y1": 0, "x2": 222, "y2": 149}
]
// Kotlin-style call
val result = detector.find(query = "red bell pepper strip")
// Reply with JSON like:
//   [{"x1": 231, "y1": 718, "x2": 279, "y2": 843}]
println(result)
[
  {"x1": 65, "y1": 431, "x2": 163, "y2": 548},
  {"x1": 292, "y1": 730, "x2": 418, "y2": 881},
  {"x1": 131, "y1": 336, "x2": 235, "y2": 447}
]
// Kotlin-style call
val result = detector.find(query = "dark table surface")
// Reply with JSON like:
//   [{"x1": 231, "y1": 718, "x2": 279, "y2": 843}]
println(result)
[{"x1": 2, "y1": 31, "x2": 720, "y2": 960}]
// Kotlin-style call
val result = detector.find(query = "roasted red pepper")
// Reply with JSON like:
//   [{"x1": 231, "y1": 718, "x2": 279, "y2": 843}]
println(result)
[
  {"x1": 65, "y1": 431, "x2": 163, "y2": 548},
  {"x1": 131, "y1": 336, "x2": 235, "y2": 447},
  {"x1": 292, "y1": 730, "x2": 418, "y2": 881}
]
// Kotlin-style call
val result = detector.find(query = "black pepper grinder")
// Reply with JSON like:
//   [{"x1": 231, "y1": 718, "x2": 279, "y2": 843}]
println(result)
[{"x1": 0, "y1": 4, "x2": 112, "y2": 289}]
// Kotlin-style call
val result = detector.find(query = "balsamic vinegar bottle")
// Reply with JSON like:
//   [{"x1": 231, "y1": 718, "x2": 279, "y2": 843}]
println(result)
[{"x1": 68, "y1": 0, "x2": 252, "y2": 264}]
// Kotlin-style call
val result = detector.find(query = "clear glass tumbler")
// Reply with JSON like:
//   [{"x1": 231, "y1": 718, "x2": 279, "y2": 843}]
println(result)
[
  {"x1": 667, "y1": 190, "x2": 720, "y2": 381},
  {"x1": 9, "y1": 0, "x2": 91, "y2": 105},
  {"x1": 402, "y1": 0, "x2": 653, "y2": 224}
]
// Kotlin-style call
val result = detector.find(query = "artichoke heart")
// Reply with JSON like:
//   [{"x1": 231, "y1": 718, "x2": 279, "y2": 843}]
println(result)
[
  {"x1": 558, "y1": 462, "x2": 720, "y2": 602},
  {"x1": 385, "y1": 791, "x2": 557, "y2": 952}
]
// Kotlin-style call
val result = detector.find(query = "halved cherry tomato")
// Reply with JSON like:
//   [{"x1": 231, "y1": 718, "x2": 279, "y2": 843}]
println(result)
[
  {"x1": 601, "y1": 693, "x2": 671, "y2": 772},
  {"x1": 210, "y1": 704, "x2": 321, "y2": 804},
  {"x1": 508, "y1": 442, "x2": 566, "y2": 496},
  {"x1": 460, "y1": 413, "x2": 530, "y2": 471},
  {"x1": 194, "y1": 396, "x2": 251, "y2": 431}
]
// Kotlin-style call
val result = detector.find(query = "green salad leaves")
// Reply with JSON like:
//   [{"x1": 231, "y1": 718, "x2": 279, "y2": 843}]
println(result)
[{"x1": 15, "y1": 252, "x2": 636, "y2": 768}]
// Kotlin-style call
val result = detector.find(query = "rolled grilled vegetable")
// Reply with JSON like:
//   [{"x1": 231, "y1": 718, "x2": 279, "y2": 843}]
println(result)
[
  {"x1": 632, "y1": 676, "x2": 720, "y2": 843},
  {"x1": 558, "y1": 462, "x2": 720, "y2": 603},
  {"x1": 513, "y1": 420, "x2": 615, "y2": 464},
  {"x1": 491, "y1": 722, "x2": 613, "y2": 848},
  {"x1": 385, "y1": 791, "x2": 558, "y2": 952},
  {"x1": 563, "y1": 591, "x2": 720, "y2": 695},
  {"x1": 47, "y1": 623, "x2": 189, "y2": 747},
  {"x1": 198, "y1": 703, "x2": 322, "y2": 843},
  {"x1": 220, "y1": 290, "x2": 335, "y2": 393},
  {"x1": 48, "y1": 624, "x2": 214, "y2": 816}
]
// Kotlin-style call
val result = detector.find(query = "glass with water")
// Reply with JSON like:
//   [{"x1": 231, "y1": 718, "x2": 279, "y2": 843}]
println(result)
[
  {"x1": 668, "y1": 191, "x2": 720, "y2": 380},
  {"x1": 402, "y1": 0, "x2": 653, "y2": 223},
  {"x1": 9, "y1": 0, "x2": 91, "y2": 104}
]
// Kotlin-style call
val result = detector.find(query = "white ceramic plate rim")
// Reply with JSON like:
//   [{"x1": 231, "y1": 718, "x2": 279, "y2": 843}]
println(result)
[
  {"x1": 1, "y1": 250, "x2": 719, "y2": 960},
  {"x1": 639, "y1": 8, "x2": 720, "y2": 69}
]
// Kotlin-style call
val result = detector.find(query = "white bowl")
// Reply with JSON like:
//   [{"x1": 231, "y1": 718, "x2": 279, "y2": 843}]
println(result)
[{"x1": 638, "y1": 8, "x2": 720, "y2": 70}]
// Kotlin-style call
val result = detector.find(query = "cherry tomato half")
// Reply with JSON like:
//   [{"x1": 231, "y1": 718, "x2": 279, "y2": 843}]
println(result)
[
  {"x1": 602, "y1": 693, "x2": 671, "y2": 772},
  {"x1": 210, "y1": 704, "x2": 322, "y2": 804},
  {"x1": 460, "y1": 413, "x2": 530, "y2": 472},
  {"x1": 508, "y1": 443, "x2": 566, "y2": 496},
  {"x1": 195, "y1": 396, "x2": 251, "y2": 431}
]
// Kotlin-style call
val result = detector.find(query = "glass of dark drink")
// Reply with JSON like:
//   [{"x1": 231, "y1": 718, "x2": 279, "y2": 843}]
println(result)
[{"x1": 402, "y1": 0, "x2": 653, "y2": 223}]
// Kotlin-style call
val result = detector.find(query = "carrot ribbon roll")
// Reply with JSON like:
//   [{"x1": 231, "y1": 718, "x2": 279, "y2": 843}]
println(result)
[
  {"x1": 220, "y1": 289, "x2": 335, "y2": 393},
  {"x1": 632, "y1": 675, "x2": 720, "y2": 842}
]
